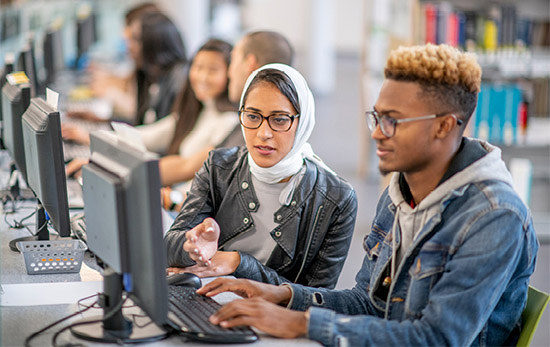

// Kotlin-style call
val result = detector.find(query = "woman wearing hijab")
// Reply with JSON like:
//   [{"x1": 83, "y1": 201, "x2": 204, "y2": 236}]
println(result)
[{"x1": 164, "y1": 64, "x2": 357, "y2": 289}]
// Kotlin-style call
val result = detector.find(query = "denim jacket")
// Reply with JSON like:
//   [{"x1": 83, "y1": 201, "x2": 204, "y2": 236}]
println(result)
[
  {"x1": 287, "y1": 139, "x2": 539, "y2": 346},
  {"x1": 165, "y1": 146, "x2": 357, "y2": 289}
]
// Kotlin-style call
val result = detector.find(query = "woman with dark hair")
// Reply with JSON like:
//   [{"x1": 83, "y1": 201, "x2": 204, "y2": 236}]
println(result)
[
  {"x1": 126, "y1": 11, "x2": 188, "y2": 125},
  {"x1": 164, "y1": 64, "x2": 358, "y2": 289},
  {"x1": 138, "y1": 38, "x2": 238, "y2": 192},
  {"x1": 62, "y1": 11, "x2": 187, "y2": 145}
]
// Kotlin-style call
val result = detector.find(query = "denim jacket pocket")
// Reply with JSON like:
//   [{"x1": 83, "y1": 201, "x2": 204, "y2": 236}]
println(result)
[
  {"x1": 364, "y1": 225, "x2": 386, "y2": 260},
  {"x1": 405, "y1": 243, "x2": 448, "y2": 318}
]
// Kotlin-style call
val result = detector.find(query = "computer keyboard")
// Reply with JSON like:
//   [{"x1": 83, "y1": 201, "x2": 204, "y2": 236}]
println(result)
[
  {"x1": 63, "y1": 142, "x2": 91, "y2": 162},
  {"x1": 167, "y1": 285, "x2": 257, "y2": 344}
]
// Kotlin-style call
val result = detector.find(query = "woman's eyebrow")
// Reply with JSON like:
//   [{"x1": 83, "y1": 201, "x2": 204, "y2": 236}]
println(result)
[
  {"x1": 243, "y1": 107, "x2": 294, "y2": 114},
  {"x1": 243, "y1": 106, "x2": 262, "y2": 112}
]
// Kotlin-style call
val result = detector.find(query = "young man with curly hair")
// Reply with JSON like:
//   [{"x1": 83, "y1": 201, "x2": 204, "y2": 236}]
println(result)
[{"x1": 193, "y1": 44, "x2": 539, "y2": 346}]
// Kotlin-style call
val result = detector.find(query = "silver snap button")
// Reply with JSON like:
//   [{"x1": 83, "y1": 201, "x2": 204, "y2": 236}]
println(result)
[
  {"x1": 290, "y1": 200, "x2": 296, "y2": 207},
  {"x1": 274, "y1": 231, "x2": 282, "y2": 237},
  {"x1": 243, "y1": 217, "x2": 249, "y2": 224},
  {"x1": 241, "y1": 182, "x2": 249, "y2": 189},
  {"x1": 276, "y1": 214, "x2": 282, "y2": 221},
  {"x1": 249, "y1": 202, "x2": 256, "y2": 209}
]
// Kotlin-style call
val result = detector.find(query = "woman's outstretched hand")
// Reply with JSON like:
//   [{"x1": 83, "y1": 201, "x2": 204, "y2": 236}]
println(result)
[{"x1": 183, "y1": 217, "x2": 220, "y2": 266}]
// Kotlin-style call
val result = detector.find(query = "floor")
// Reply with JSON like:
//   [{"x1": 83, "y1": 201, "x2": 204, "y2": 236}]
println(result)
[{"x1": 303, "y1": 54, "x2": 550, "y2": 346}]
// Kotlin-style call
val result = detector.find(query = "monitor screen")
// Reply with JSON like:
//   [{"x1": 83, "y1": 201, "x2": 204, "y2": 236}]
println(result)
[
  {"x1": 17, "y1": 44, "x2": 39, "y2": 97},
  {"x1": 1, "y1": 81, "x2": 31, "y2": 182},
  {"x1": 82, "y1": 130, "x2": 168, "y2": 324},
  {"x1": 21, "y1": 97, "x2": 70, "y2": 237},
  {"x1": 0, "y1": 56, "x2": 15, "y2": 123},
  {"x1": 76, "y1": 13, "x2": 97, "y2": 65},
  {"x1": 43, "y1": 27, "x2": 64, "y2": 85}
]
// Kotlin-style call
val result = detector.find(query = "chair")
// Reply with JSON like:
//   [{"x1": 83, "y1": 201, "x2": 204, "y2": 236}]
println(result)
[{"x1": 517, "y1": 286, "x2": 550, "y2": 347}]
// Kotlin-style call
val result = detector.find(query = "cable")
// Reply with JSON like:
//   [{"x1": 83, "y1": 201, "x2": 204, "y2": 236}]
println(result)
[
  {"x1": 24, "y1": 293, "x2": 99, "y2": 347},
  {"x1": 17, "y1": 209, "x2": 37, "y2": 226},
  {"x1": 51, "y1": 296, "x2": 129, "y2": 347},
  {"x1": 130, "y1": 313, "x2": 155, "y2": 329}
]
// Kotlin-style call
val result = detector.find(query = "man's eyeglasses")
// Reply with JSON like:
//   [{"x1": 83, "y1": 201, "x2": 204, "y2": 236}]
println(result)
[
  {"x1": 365, "y1": 110, "x2": 463, "y2": 138},
  {"x1": 239, "y1": 107, "x2": 300, "y2": 132}
]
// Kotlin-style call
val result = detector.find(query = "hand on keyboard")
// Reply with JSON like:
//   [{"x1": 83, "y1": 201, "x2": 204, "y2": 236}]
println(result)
[
  {"x1": 209, "y1": 296, "x2": 308, "y2": 339},
  {"x1": 66, "y1": 158, "x2": 89, "y2": 179},
  {"x1": 197, "y1": 277, "x2": 292, "y2": 304}
]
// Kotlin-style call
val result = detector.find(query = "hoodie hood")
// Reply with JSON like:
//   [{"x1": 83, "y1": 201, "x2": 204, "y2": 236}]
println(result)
[{"x1": 387, "y1": 138, "x2": 514, "y2": 275}]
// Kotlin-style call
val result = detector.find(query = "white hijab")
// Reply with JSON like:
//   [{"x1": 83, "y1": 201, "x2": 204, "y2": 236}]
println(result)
[{"x1": 239, "y1": 63, "x2": 335, "y2": 204}]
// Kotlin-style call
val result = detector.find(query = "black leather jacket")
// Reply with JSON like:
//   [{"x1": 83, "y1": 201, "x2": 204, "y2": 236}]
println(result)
[{"x1": 164, "y1": 147, "x2": 357, "y2": 289}]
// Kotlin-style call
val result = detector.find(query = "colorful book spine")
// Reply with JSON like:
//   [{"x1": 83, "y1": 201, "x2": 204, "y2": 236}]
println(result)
[{"x1": 424, "y1": 3, "x2": 437, "y2": 44}]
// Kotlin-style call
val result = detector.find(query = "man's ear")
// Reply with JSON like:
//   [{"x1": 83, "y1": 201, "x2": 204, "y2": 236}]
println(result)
[
  {"x1": 245, "y1": 53, "x2": 259, "y2": 72},
  {"x1": 435, "y1": 114, "x2": 460, "y2": 139}
]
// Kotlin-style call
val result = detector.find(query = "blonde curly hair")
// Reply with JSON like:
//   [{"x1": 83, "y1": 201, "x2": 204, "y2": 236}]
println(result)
[{"x1": 385, "y1": 44, "x2": 481, "y2": 120}]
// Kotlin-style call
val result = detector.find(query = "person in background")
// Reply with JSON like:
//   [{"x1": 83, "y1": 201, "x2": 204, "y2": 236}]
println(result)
[
  {"x1": 80, "y1": 2, "x2": 161, "y2": 123},
  {"x1": 160, "y1": 30, "x2": 294, "y2": 208},
  {"x1": 62, "y1": 10, "x2": 188, "y2": 144},
  {"x1": 137, "y1": 38, "x2": 237, "y2": 193},
  {"x1": 219, "y1": 30, "x2": 294, "y2": 148},
  {"x1": 195, "y1": 44, "x2": 539, "y2": 346},
  {"x1": 164, "y1": 64, "x2": 357, "y2": 289}
]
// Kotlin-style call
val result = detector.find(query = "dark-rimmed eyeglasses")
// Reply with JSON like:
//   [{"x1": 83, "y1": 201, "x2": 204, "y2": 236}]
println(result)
[
  {"x1": 365, "y1": 110, "x2": 463, "y2": 138},
  {"x1": 239, "y1": 107, "x2": 300, "y2": 132}
]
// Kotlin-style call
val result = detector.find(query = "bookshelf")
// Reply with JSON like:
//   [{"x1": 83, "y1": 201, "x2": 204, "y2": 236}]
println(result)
[{"x1": 411, "y1": 0, "x2": 550, "y2": 147}]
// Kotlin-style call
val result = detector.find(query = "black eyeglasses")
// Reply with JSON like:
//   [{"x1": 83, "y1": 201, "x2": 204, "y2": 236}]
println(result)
[
  {"x1": 239, "y1": 107, "x2": 300, "y2": 132},
  {"x1": 365, "y1": 110, "x2": 463, "y2": 138}
]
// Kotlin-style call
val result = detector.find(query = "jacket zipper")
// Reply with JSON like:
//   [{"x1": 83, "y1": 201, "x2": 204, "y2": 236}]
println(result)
[{"x1": 294, "y1": 205, "x2": 323, "y2": 283}]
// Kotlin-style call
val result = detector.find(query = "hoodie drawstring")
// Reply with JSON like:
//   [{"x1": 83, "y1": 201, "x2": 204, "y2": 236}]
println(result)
[{"x1": 390, "y1": 205, "x2": 401, "y2": 282}]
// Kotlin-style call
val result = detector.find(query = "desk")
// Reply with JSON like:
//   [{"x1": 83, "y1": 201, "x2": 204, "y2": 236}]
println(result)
[{"x1": 0, "y1": 200, "x2": 318, "y2": 346}]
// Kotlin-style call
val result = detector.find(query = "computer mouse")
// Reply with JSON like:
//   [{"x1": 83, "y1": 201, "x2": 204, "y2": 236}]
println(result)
[{"x1": 167, "y1": 272, "x2": 202, "y2": 289}]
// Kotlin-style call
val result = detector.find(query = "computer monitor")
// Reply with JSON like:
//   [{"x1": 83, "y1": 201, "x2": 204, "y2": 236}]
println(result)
[
  {"x1": 8, "y1": 97, "x2": 72, "y2": 252},
  {"x1": 43, "y1": 27, "x2": 64, "y2": 85},
  {"x1": 70, "y1": 130, "x2": 167, "y2": 343},
  {"x1": 1, "y1": 80, "x2": 31, "y2": 183},
  {"x1": 0, "y1": 54, "x2": 15, "y2": 149},
  {"x1": 17, "y1": 43, "x2": 39, "y2": 96},
  {"x1": 75, "y1": 13, "x2": 97, "y2": 69}
]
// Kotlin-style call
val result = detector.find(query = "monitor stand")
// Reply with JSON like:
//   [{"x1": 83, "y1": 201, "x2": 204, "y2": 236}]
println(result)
[
  {"x1": 70, "y1": 267, "x2": 167, "y2": 344},
  {"x1": 8, "y1": 202, "x2": 62, "y2": 252}
]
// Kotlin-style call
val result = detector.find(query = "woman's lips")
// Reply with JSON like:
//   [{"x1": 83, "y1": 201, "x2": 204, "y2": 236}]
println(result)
[{"x1": 255, "y1": 145, "x2": 275, "y2": 155}]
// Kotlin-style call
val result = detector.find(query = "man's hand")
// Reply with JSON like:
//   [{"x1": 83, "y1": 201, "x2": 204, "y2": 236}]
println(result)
[
  {"x1": 178, "y1": 251, "x2": 241, "y2": 277},
  {"x1": 183, "y1": 218, "x2": 220, "y2": 266},
  {"x1": 197, "y1": 278, "x2": 292, "y2": 305},
  {"x1": 210, "y1": 298, "x2": 308, "y2": 339}
]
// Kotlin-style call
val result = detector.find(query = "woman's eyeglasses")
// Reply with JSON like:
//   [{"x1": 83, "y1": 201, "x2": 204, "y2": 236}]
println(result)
[
  {"x1": 365, "y1": 110, "x2": 463, "y2": 138},
  {"x1": 239, "y1": 108, "x2": 300, "y2": 132}
]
